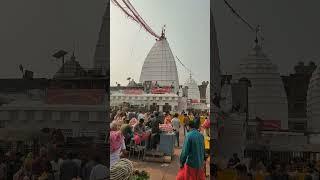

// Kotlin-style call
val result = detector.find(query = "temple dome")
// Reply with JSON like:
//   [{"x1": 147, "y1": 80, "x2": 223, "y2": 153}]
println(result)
[
  {"x1": 54, "y1": 54, "x2": 86, "y2": 78},
  {"x1": 139, "y1": 38, "x2": 179, "y2": 92},
  {"x1": 232, "y1": 43, "x2": 288, "y2": 129},
  {"x1": 307, "y1": 65, "x2": 320, "y2": 132},
  {"x1": 184, "y1": 75, "x2": 200, "y2": 102}
]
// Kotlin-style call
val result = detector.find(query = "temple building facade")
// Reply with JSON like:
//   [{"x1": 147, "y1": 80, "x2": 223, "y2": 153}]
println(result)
[
  {"x1": 111, "y1": 30, "x2": 208, "y2": 112},
  {"x1": 0, "y1": 5, "x2": 108, "y2": 139},
  {"x1": 232, "y1": 43, "x2": 288, "y2": 130},
  {"x1": 216, "y1": 42, "x2": 320, "y2": 161}
]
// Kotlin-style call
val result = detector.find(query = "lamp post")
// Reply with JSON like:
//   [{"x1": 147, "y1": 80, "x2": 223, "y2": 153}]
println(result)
[{"x1": 239, "y1": 77, "x2": 252, "y2": 159}]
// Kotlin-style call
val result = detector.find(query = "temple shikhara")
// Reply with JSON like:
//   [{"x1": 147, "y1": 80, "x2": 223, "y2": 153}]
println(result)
[
  {"x1": 212, "y1": 2, "x2": 320, "y2": 164},
  {"x1": 109, "y1": 1, "x2": 210, "y2": 179},
  {"x1": 110, "y1": 28, "x2": 209, "y2": 112}
]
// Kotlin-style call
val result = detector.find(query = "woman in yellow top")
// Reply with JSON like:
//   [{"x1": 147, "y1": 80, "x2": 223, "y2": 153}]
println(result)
[
  {"x1": 200, "y1": 116, "x2": 206, "y2": 125},
  {"x1": 178, "y1": 114, "x2": 185, "y2": 125},
  {"x1": 189, "y1": 113, "x2": 194, "y2": 122}
]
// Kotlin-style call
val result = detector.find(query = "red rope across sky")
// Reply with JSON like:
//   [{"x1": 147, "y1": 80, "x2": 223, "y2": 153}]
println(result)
[{"x1": 112, "y1": 0, "x2": 161, "y2": 39}]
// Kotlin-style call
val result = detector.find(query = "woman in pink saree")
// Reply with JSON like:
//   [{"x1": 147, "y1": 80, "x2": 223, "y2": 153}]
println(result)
[
  {"x1": 110, "y1": 122, "x2": 127, "y2": 167},
  {"x1": 133, "y1": 118, "x2": 150, "y2": 145}
]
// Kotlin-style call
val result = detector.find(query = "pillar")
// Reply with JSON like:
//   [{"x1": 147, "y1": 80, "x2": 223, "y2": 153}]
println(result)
[{"x1": 159, "y1": 105, "x2": 163, "y2": 112}]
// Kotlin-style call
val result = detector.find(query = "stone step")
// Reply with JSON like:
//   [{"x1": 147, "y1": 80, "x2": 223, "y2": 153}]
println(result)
[
  {"x1": 145, "y1": 150, "x2": 165, "y2": 157},
  {"x1": 144, "y1": 156, "x2": 171, "y2": 163}
]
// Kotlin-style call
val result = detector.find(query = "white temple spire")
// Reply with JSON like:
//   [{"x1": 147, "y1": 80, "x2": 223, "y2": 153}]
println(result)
[
  {"x1": 139, "y1": 38, "x2": 179, "y2": 92},
  {"x1": 93, "y1": 2, "x2": 109, "y2": 75}
]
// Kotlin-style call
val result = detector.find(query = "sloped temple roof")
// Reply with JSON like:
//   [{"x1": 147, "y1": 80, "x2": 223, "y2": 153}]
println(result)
[{"x1": 139, "y1": 38, "x2": 179, "y2": 92}]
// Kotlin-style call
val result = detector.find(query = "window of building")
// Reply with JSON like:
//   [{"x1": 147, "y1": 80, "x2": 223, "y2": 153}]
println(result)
[
  {"x1": 52, "y1": 111, "x2": 61, "y2": 121},
  {"x1": 9, "y1": 111, "x2": 18, "y2": 121},
  {"x1": 61, "y1": 111, "x2": 71, "y2": 121},
  {"x1": 0, "y1": 121, "x2": 4, "y2": 128},
  {"x1": 97, "y1": 111, "x2": 106, "y2": 122},
  {"x1": 60, "y1": 129, "x2": 73, "y2": 137},
  {"x1": 79, "y1": 112, "x2": 89, "y2": 121},
  {"x1": 43, "y1": 111, "x2": 52, "y2": 121},
  {"x1": 25, "y1": 111, "x2": 35, "y2": 121},
  {"x1": 294, "y1": 123, "x2": 306, "y2": 131}
]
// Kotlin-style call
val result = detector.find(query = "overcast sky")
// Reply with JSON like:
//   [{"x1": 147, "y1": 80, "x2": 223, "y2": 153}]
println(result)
[
  {"x1": 111, "y1": 0, "x2": 210, "y2": 86},
  {"x1": 213, "y1": 0, "x2": 320, "y2": 75},
  {"x1": 0, "y1": 0, "x2": 106, "y2": 78}
]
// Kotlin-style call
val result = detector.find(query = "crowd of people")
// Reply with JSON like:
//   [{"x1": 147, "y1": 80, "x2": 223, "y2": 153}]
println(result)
[
  {"x1": 0, "y1": 129, "x2": 108, "y2": 180},
  {"x1": 109, "y1": 107, "x2": 211, "y2": 179},
  {"x1": 211, "y1": 153, "x2": 320, "y2": 180}
]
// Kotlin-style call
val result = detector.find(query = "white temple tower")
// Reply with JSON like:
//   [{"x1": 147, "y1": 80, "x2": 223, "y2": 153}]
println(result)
[
  {"x1": 184, "y1": 74, "x2": 200, "y2": 102},
  {"x1": 232, "y1": 43, "x2": 288, "y2": 129},
  {"x1": 307, "y1": 65, "x2": 320, "y2": 132},
  {"x1": 93, "y1": 2, "x2": 109, "y2": 75},
  {"x1": 139, "y1": 34, "x2": 179, "y2": 92}
]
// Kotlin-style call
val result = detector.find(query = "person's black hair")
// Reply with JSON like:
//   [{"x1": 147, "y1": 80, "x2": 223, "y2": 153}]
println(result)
[
  {"x1": 67, "y1": 152, "x2": 73, "y2": 159},
  {"x1": 233, "y1": 153, "x2": 238, "y2": 157},
  {"x1": 188, "y1": 120, "x2": 196, "y2": 129},
  {"x1": 174, "y1": 113, "x2": 179, "y2": 118},
  {"x1": 94, "y1": 154, "x2": 102, "y2": 163},
  {"x1": 73, "y1": 152, "x2": 79, "y2": 158},
  {"x1": 266, "y1": 165, "x2": 274, "y2": 173},
  {"x1": 139, "y1": 118, "x2": 144, "y2": 123},
  {"x1": 155, "y1": 112, "x2": 159, "y2": 117},
  {"x1": 46, "y1": 161, "x2": 52, "y2": 171}
]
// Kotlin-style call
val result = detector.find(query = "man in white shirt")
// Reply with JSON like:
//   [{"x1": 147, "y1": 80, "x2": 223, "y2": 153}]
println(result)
[
  {"x1": 138, "y1": 111, "x2": 145, "y2": 121},
  {"x1": 50, "y1": 155, "x2": 63, "y2": 180},
  {"x1": 171, "y1": 113, "x2": 180, "y2": 147},
  {"x1": 72, "y1": 152, "x2": 82, "y2": 168},
  {"x1": 90, "y1": 154, "x2": 108, "y2": 180}
]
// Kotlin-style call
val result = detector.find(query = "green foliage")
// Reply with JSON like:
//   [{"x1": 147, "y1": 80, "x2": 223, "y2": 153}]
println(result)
[{"x1": 130, "y1": 170, "x2": 150, "y2": 180}]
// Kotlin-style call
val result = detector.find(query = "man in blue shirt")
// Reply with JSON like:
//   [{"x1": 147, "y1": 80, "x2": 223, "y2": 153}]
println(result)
[{"x1": 177, "y1": 121, "x2": 205, "y2": 180}]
